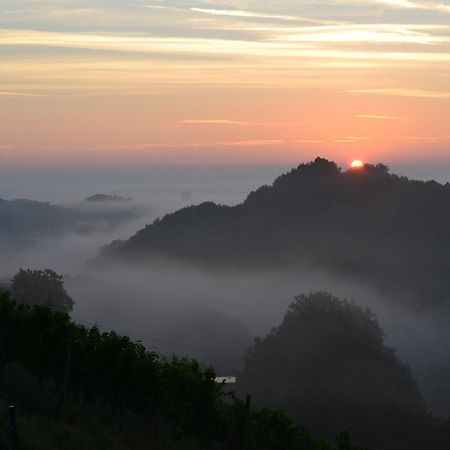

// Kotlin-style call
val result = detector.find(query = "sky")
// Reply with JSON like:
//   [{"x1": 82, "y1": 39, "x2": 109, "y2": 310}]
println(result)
[{"x1": 0, "y1": 0, "x2": 449, "y2": 167}]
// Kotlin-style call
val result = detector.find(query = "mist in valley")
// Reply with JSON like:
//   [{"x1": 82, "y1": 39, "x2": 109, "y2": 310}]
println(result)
[
  {"x1": 0, "y1": 166, "x2": 281, "y2": 273},
  {"x1": 61, "y1": 258, "x2": 450, "y2": 419}
]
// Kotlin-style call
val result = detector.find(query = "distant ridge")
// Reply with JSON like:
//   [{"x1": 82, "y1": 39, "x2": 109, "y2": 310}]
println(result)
[
  {"x1": 0, "y1": 195, "x2": 142, "y2": 236},
  {"x1": 84, "y1": 194, "x2": 132, "y2": 202},
  {"x1": 0, "y1": 198, "x2": 73, "y2": 234},
  {"x1": 102, "y1": 157, "x2": 450, "y2": 306}
]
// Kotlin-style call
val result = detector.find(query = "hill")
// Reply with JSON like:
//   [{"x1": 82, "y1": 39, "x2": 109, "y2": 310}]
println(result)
[
  {"x1": 84, "y1": 194, "x2": 132, "y2": 202},
  {"x1": 0, "y1": 196, "x2": 146, "y2": 237},
  {"x1": 0, "y1": 198, "x2": 75, "y2": 235},
  {"x1": 101, "y1": 158, "x2": 450, "y2": 307}
]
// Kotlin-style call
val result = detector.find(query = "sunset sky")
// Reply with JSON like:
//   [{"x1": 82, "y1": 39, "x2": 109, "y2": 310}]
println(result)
[{"x1": 0, "y1": 0, "x2": 449, "y2": 166}]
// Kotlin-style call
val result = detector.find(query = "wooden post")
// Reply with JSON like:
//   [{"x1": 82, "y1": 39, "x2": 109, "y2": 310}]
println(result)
[
  {"x1": 63, "y1": 326, "x2": 74, "y2": 395},
  {"x1": 9, "y1": 405, "x2": 18, "y2": 450},
  {"x1": 241, "y1": 395, "x2": 252, "y2": 450},
  {"x1": 225, "y1": 406, "x2": 237, "y2": 450},
  {"x1": 0, "y1": 317, "x2": 13, "y2": 353},
  {"x1": 61, "y1": 325, "x2": 74, "y2": 412}
]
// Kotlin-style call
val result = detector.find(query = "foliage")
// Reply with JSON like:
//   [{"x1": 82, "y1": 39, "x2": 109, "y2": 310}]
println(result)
[
  {"x1": 10, "y1": 268, "x2": 74, "y2": 312},
  {"x1": 0, "y1": 363, "x2": 211, "y2": 450},
  {"x1": 238, "y1": 292, "x2": 450, "y2": 450},
  {"x1": 0, "y1": 292, "x2": 361, "y2": 449},
  {"x1": 0, "y1": 292, "x2": 221, "y2": 440},
  {"x1": 249, "y1": 407, "x2": 335, "y2": 450}
]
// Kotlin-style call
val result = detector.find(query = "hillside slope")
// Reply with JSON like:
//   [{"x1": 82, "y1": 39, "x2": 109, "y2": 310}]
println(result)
[{"x1": 103, "y1": 158, "x2": 450, "y2": 306}]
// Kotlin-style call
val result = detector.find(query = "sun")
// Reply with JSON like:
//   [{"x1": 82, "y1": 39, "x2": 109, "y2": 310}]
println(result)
[{"x1": 350, "y1": 160, "x2": 364, "y2": 169}]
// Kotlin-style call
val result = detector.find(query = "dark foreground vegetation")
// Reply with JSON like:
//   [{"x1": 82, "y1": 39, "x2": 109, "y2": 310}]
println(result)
[{"x1": 0, "y1": 293, "x2": 363, "y2": 450}]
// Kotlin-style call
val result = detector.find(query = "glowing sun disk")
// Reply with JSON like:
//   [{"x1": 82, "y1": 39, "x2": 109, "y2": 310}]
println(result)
[{"x1": 351, "y1": 160, "x2": 364, "y2": 168}]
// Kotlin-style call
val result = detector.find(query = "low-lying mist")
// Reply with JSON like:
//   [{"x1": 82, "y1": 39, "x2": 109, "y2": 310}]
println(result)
[
  {"x1": 62, "y1": 259, "x2": 450, "y2": 418},
  {"x1": 0, "y1": 166, "x2": 280, "y2": 274},
  {"x1": 0, "y1": 200, "x2": 152, "y2": 274}
]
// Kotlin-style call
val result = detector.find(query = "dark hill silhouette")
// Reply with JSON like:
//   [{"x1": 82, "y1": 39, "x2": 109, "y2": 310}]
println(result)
[
  {"x1": 0, "y1": 198, "x2": 75, "y2": 234},
  {"x1": 102, "y1": 158, "x2": 450, "y2": 306},
  {"x1": 0, "y1": 196, "x2": 145, "y2": 237}
]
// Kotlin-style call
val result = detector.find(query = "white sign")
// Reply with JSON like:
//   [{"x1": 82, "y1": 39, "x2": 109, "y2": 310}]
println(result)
[{"x1": 215, "y1": 376, "x2": 236, "y2": 384}]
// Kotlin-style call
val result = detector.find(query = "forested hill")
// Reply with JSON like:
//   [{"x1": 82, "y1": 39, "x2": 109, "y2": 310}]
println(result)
[
  {"x1": 103, "y1": 158, "x2": 450, "y2": 306},
  {"x1": 0, "y1": 198, "x2": 75, "y2": 234}
]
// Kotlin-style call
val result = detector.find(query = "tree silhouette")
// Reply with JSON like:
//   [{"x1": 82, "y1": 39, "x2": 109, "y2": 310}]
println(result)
[
  {"x1": 11, "y1": 268, "x2": 74, "y2": 313},
  {"x1": 238, "y1": 292, "x2": 439, "y2": 450}
]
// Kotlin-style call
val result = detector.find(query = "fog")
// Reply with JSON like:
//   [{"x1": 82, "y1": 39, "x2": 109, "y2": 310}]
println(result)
[
  {"x1": 0, "y1": 166, "x2": 282, "y2": 273},
  {"x1": 0, "y1": 166, "x2": 286, "y2": 204},
  {"x1": 0, "y1": 163, "x2": 448, "y2": 204},
  {"x1": 64, "y1": 258, "x2": 450, "y2": 417},
  {"x1": 2, "y1": 164, "x2": 450, "y2": 418}
]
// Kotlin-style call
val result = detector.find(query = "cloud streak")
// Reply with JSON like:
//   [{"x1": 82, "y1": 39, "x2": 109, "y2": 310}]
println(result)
[
  {"x1": 0, "y1": 0, "x2": 449, "y2": 163},
  {"x1": 371, "y1": 0, "x2": 450, "y2": 13},
  {"x1": 222, "y1": 139, "x2": 285, "y2": 146},
  {"x1": 191, "y1": 7, "x2": 299, "y2": 21},
  {"x1": 334, "y1": 136, "x2": 371, "y2": 143},
  {"x1": 357, "y1": 114, "x2": 407, "y2": 120},
  {"x1": 179, "y1": 119, "x2": 254, "y2": 125},
  {"x1": 349, "y1": 88, "x2": 450, "y2": 98},
  {"x1": 1, "y1": 28, "x2": 448, "y2": 63},
  {"x1": 178, "y1": 119, "x2": 300, "y2": 126},
  {"x1": 0, "y1": 91, "x2": 43, "y2": 97},
  {"x1": 189, "y1": 7, "x2": 341, "y2": 24}
]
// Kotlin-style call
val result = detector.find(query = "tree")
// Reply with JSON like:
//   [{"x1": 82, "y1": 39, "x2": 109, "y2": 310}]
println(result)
[
  {"x1": 11, "y1": 268, "x2": 74, "y2": 313},
  {"x1": 238, "y1": 292, "x2": 435, "y2": 450}
]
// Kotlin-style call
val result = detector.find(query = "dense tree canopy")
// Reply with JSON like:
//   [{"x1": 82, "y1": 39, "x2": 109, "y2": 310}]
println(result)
[
  {"x1": 238, "y1": 292, "x2": 446, "y2": 450},
  {"x1": 11, "y1": 268, "x2": 74, "y2": 312}
]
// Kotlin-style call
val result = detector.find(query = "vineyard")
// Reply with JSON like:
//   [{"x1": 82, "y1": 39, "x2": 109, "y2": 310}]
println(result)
[{"x1": 0, "y1": 293, "x2": 361, "y2": 450}]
